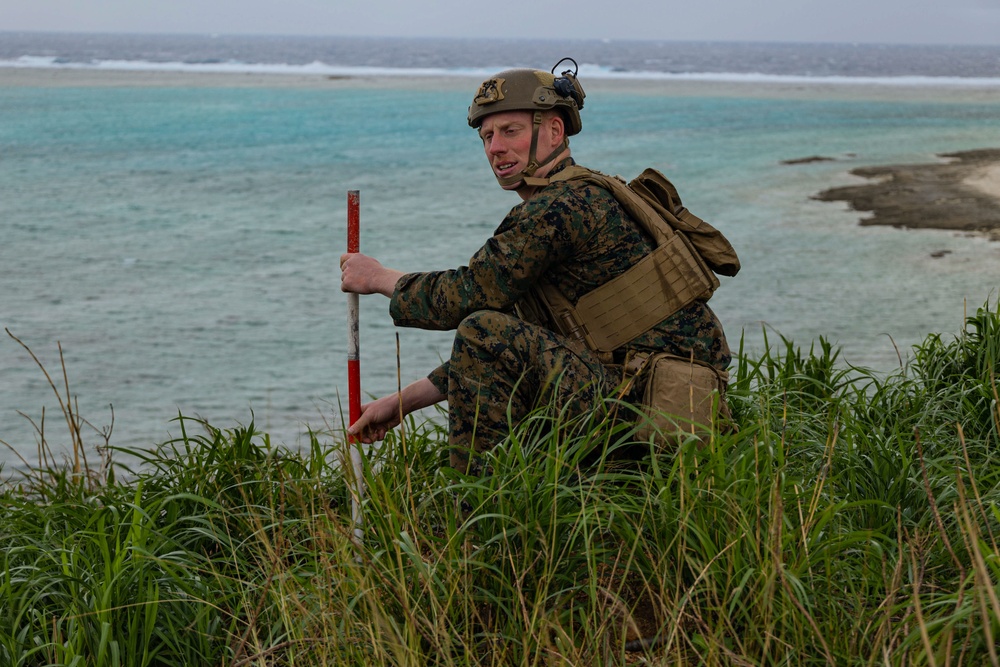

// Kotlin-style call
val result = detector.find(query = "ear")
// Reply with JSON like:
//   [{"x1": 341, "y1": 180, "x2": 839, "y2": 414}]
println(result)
[{"x1": 544, "y1": 112, "x2": 566, "y2": 147}]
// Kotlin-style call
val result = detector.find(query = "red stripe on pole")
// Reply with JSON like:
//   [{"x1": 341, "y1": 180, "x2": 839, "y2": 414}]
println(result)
[
  {"x1": 347, "y1": 190, "x2": 361, "y2": 441},
  {"x1": 347, "y1": 358, "x2": 361, "y2": 434}
]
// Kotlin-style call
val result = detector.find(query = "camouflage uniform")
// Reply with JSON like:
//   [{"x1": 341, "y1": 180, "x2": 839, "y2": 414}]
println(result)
[{"x1": 390, "y1": 159, "x2": 730, "y2": 471}]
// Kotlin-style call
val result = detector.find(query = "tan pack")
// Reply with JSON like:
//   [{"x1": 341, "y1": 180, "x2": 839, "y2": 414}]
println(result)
[
  {"x1": 631, "y1": 353, "x2": 732, "y2": 446},
  {"x1": 628, "y1": 168, "x2": 740, "y2": 277}
]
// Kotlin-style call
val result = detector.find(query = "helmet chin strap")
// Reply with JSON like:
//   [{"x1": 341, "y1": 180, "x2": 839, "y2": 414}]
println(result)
[{"x1": 495, "y1": 111, "x2": 569, "y2": 189}]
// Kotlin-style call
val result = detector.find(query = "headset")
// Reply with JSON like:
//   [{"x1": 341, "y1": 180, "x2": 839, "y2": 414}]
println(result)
[{"x1": 551, "y1": 57, "x2": 585, "y2": 109}]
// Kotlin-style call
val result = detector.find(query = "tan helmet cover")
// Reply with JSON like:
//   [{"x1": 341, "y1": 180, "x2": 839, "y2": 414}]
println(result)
[{"x1": 467, "y1": 67, "x2": 585, "y2": 135}]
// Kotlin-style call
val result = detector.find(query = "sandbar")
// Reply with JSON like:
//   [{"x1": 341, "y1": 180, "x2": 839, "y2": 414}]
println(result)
[
  {"x1": 5, "y1": 66, "x2": 1000, "y2": 103},
  {"x1": 813, "y1": 149, "x2": 1000, "y2": 239}
]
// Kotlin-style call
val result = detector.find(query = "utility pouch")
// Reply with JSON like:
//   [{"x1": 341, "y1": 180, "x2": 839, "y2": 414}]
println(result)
[{"x1": 634, "y1": 353, "x2": 731, "y2": 446}]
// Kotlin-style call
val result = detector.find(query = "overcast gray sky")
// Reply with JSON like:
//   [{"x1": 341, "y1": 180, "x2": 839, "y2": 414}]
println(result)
[{"x1": 3, "y1": 0, "x2": 1000, "y2": 45}]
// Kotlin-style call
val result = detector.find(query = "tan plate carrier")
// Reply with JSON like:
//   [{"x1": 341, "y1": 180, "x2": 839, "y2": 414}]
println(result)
[{"x1": 525, "y1": 165, "x2": 739, "y2": 355}]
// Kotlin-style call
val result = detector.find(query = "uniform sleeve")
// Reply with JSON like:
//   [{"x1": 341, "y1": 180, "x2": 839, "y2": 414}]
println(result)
[
  {"x1": 426, "y1": 362, "x2": 449, "y2": 395},
  {"x1": 389, "y1": 184, "x2": 598, "y2": 330}
]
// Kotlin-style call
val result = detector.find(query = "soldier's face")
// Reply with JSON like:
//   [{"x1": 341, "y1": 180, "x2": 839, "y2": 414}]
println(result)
[{"x1": 478, "y1": 111, "x2": 563, "y2": 191}]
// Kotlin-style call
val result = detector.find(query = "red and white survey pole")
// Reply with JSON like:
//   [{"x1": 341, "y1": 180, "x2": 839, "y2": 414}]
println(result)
[{"x1": 346, "y1": 190, "x2": 365, "y2": 546}]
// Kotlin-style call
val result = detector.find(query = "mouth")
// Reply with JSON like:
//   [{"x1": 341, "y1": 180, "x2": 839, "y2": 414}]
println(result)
[{"x1": 494, "y1": 161, "x2": 519, "y2": 176}]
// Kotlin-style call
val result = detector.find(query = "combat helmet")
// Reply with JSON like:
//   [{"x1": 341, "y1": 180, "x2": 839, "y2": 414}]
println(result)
[{"x1": 468, "y1": 58, "x2": 586, "y2": 188}]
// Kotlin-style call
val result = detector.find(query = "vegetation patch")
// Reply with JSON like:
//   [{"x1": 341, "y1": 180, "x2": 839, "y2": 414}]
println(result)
[{"x1": 2, "y1": 304, "x2": 1000, "y2": 665}]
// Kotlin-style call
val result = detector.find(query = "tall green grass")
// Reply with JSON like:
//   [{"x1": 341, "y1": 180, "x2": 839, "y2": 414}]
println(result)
[{"x1": 1, "y1": 303, "x2": 999, "y2": 666}]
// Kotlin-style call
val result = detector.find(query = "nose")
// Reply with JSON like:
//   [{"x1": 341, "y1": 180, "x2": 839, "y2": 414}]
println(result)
[{"x1": 486, "y1": 134, "x2": 506, "y2": 156}]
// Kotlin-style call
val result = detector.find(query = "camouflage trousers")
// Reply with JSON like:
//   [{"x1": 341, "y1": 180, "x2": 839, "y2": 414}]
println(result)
[{"x1": 446, "y1": 310, "x2": 626, "y2": 472}]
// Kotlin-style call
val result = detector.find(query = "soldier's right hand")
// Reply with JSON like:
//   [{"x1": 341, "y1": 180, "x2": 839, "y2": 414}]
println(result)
[{"x1": 340, "y1": 252, "x2": 404, "y2": 298}]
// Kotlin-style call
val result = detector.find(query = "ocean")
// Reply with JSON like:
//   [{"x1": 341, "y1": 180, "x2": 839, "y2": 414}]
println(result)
[{"x1": 2, "y1": 33, "x2": 1000, "y2": 468}]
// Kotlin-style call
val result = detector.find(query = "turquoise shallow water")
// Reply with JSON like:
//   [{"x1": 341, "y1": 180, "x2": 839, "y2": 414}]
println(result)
[{"x1": 3, "y1": 77, "x2": 1000, "y2": 466}]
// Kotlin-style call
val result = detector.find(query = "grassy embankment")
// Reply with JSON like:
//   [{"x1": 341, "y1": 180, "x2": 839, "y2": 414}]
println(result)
[{"x1": 1, "y1": 304, "x2": 999, "y2": 666}]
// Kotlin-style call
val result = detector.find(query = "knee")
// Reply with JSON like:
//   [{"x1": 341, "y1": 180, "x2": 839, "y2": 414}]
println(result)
[
  {"x1": 452, "y1": 310, "x2": 524, "y2": 371},
  {"x1": 455, "y1": 310, "x2": 514, "y2": 344}
]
